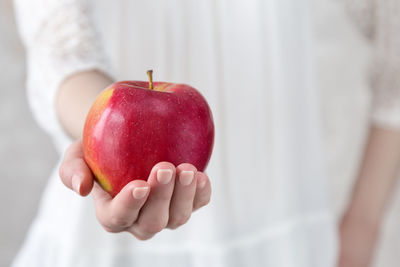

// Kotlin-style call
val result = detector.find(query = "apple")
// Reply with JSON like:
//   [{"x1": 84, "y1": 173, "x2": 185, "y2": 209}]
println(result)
[{"x1": 83, "y1": 70, "x2": 215, "y2": 197}]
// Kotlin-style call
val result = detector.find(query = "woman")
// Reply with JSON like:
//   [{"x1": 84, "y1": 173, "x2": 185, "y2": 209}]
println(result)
[{"x1": 12, "y1": 0, "x2": 400, "y2": 266}]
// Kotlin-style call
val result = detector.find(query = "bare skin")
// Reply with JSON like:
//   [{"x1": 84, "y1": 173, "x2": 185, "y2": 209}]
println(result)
[
  {"x1": 56, "y1": 70, "x2": 114, "y2": 139},
  {"x1": 56, "y1": 70, "x2": 211, "y2": 239},
  {"x1": 338, "y1": 127, "x2": 400, "y2": 267}
]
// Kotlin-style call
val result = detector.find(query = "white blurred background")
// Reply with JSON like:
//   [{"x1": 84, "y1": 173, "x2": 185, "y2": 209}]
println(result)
[
  {"x1": 0, "y1": 0, "x2": 399, "y2": 266},
  {"x1": 0, "y1": 0, "x2": 58, "y2": 266}
]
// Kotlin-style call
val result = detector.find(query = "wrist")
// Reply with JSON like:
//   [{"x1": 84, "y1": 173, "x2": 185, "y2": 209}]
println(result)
[
  {"x1": 341, "y1": 203, "x2": 381, "y2": 232},
  {"x1": 339, "y1": 209, "x2": 380, "y2": 267}
]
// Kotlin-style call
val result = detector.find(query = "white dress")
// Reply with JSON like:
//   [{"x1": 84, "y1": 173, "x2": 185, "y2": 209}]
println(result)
[{"x1": 12, "y1": 0, "x2": 400, "y2": 266}]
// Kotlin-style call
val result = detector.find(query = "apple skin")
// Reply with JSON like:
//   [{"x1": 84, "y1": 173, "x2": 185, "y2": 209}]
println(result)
[{"x1": 83, "y1": 80, "x2": 215, "y2": 197}]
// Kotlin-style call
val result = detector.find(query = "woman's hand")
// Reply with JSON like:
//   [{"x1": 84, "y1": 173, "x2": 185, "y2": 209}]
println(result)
[
  {"x1": 59, "y1": 140, "x2": 211, "y2": 240},
  {"x1": 337, "y1": 212, "x2": 380, "y2": 267}
]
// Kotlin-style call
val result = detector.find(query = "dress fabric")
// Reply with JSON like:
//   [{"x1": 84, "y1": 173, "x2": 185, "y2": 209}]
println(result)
[{"x1": 11, "y1": 0, "x2": 399, "y2": 266}]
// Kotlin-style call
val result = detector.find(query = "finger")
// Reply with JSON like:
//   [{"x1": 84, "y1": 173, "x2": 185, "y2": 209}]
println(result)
[
  {"x1": 167, "y1": 163, "x2": 197, "y2": 229},
  {"x1": 193, "y1": 172, "x2": 211, "y2": 211},
  {"x1": 129, "y1": 162, "x2": 175, "y2": 240},
  {"x1": 59, "y1": 140, "x2": 94, "y2": 196},
  {"x1": 91, "y1": 182, "x2": 112, "y2": 206},
  {"x1": 92, "y1": 180, "x2": 150, "y2": 232}
]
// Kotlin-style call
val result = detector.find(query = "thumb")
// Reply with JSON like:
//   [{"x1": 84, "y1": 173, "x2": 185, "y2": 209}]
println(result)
[{"x1": 59, "y1": 140, "x2": 94, "y2": 196}]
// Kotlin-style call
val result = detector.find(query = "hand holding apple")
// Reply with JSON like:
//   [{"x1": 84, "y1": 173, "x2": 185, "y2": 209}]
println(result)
[
  {"x1": 83, "y1": 70, "x2": 214, "y2": 197},
  {"x1": 58, "y1": 71, "x2": 214, "y2": 239}
]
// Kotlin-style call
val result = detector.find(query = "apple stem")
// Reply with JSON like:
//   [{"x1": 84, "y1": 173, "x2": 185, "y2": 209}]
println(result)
[{"x1": 147, "y1": 70, "x2": 154, "y2": 90}]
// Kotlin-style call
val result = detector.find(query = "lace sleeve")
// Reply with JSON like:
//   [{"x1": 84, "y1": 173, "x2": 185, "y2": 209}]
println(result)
[
  {"x1": 345, "y1": 0, "x2": 400, "y2": 130},
  {"x1": 13, "y1": 0, "x2": 111, "y2": 148},
  {"x1": 369, "y1": 0, "x2": 400, "y2": 130},
  {"x1": 344, "y1": 0, "x2": 400, "y2": 130}
]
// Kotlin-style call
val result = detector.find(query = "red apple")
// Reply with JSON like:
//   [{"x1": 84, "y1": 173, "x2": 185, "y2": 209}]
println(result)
[{"x1": 83, "y1": 70, "x2": 215, "y2": 197}]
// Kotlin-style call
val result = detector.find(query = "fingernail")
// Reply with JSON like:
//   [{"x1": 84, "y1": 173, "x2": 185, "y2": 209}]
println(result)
[
  {"x1": 198, "y1": 179, "x2": 207, "y2": 189},
  {"x1": 72, "y1": 174, "x2": 82, "y2": 194},
  {"x1": 179, "y1": 171, "x2": 194, "y2": 186},
  {"x1": 157, "y1": 169, "x2": 173, "y2": 184},
  {"x1": 132, "y1": 187, "x2": 149, "y2": 199}
]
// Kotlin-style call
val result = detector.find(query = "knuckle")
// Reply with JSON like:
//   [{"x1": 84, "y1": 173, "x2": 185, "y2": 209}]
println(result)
[
  {"x1": 143, "y1": 223, "x2": 164, "y2": 234},
  {"x1": 202, "y1": 196, "x2": 211, "y2": 206},
  {"x1": 168, "y1": 214, "x2": 190, "y2": 229},
  {"x1": 195, "y1": 196, "x2": 211, "y2": 209},
  {"x1": 131, "y1": 231, "x2": 154, "y2": 241},
  {"x1": 102, "y1": 225, "x2": 121, "y2": 233},
  {"x1": 140, "y1": 218, "x2": 168, "y2": 234},
  {"x1": 96, "y1": 212, "x2": 124, "y2": 233},
  {"x1": 109, "y1": 215, "x2": 131, "y2": 229}
]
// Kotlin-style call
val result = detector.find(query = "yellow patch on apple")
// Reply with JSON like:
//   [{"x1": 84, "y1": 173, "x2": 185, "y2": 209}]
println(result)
[{"x1": 94, "y1": 170, "x2": 112, "y2": 192}]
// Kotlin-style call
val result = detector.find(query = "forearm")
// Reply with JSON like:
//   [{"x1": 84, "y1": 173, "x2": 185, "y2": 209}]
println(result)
[
  {"x1": 344, "y1": 126, "x2": 400, "y2": 226},
  {"x1": 56, "y1": 70, "x2": 114, "y2": 139}
]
